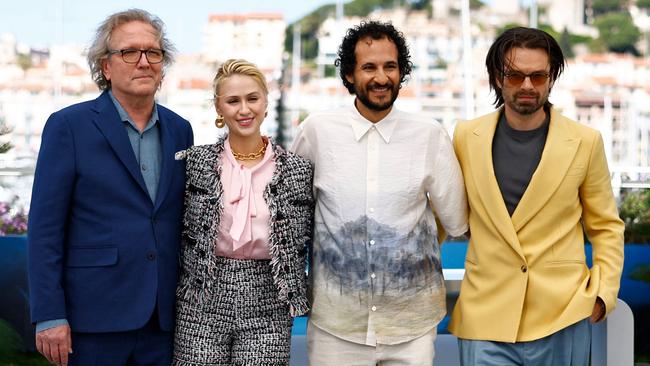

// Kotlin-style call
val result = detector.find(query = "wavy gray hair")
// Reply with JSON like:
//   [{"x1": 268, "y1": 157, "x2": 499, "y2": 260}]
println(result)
[{"x1": 87, "y1": 8, "x2": 176, "y2": 90}]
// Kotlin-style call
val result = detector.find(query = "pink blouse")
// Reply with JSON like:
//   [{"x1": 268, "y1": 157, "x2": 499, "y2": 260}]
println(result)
[{"x1": 214, "y1": 138, "x2": 275, "y2": 259}]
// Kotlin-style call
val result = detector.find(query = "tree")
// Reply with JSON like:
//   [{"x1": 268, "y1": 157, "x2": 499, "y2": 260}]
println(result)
[
  {"x1": 0, "y1": 117, "x2": 12, "y2": 154},
  {"x1": 16, "y1": 53, "x2": 32, "y2": 72},
  {"x1": 639, "y1": 0, "x2": 650, "y2": 8},
  {"x1": 285, "y1": 0, "x2": 413, "y2": 60},
  {"x1": 619, "y1": 189, "x2": 650, "y2": 243},
  {"x1": 559, "y1": 27, "x2": 575, "y2": 58},
  {"x1": 594, "y1": 12, "x2": 641, "y2": 54},
  {"x1": 469, "y1": 0, "x2": 485, "y2": 9},
  {"x1": 591, "y1": 0, "x2": 624, "y2": 16}
]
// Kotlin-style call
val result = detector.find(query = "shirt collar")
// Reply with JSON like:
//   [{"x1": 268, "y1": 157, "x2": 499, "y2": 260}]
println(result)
[
  {"x1": 348, "y1": 101, "x2": 399, "y2": 143},
  {"x1": 108, "y1": 90, "x2": 159, "y2": 132}
]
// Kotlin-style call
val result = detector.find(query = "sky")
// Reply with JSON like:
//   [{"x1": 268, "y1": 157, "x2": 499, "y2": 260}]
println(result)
[{"x1": 1, "y1": 0, "x2": 338, "y2": 53}]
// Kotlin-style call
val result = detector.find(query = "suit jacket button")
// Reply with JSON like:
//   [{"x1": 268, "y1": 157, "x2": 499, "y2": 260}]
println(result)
[
  {"x1": 147, "y1": 251, "x2": 157, "y2": 261},
  {"x1": 209, "y1": 197, "x2": 218, "y2": 204},
  {"x1": 521, "y1": 265, "x2": 527, "y2": 273}
]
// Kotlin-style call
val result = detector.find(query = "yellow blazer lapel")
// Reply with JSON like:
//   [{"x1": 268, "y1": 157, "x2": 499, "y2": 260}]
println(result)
[
  {"x1": 467, "y1": 110, "x2": 523, "y2": 259},
  {"x1": 511, "y1": 109, "x2": 581, "y2": 231}
]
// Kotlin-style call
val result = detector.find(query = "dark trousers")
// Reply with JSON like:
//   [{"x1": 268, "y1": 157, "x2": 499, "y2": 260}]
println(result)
[{"x1": 69, "y1": 309, "x2": 172, "y2": 366}]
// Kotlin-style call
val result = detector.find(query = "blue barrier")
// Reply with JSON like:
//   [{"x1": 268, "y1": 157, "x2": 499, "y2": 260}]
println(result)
[
  {"x1": 0, "y1": 235, "x2": 34, "y2": 351},
  {"x1": 2, "y1": 236, "x2": 647, "y2": 363}
]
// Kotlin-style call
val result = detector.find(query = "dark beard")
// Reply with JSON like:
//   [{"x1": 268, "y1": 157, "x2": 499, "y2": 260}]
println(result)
[
  {"x1": 509, "y1": 92, "x2": 546, "y2": 115},
  {"x1": 356, "y1": 84, "x2": 400, "y2": 111}
]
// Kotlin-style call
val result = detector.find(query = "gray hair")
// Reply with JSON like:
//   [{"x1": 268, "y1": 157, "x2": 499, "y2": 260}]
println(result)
[{"x1": 87, "y1": 8, "x2": 176, "y2": 90}]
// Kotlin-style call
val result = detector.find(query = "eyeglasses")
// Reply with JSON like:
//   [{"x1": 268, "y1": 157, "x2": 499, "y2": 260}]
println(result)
[
  {"x1": 503, "y1": 71, "x2": 550, "y2": 86},
  {"x1": 107, "y1": 48, "x2": 165, "y2": 64}
]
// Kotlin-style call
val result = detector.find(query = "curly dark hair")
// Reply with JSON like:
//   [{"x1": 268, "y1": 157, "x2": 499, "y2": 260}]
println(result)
[
  {"x1": 335, "y1": 20, "x2": 412, "y2": 94},
  {"x1": 486, "y1": 26, "x2": 565, "y2": 108}
]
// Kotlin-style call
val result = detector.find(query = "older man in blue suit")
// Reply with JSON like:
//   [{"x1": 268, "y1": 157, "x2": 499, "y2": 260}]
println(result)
[{"x1": 27, "y1": 9, "x2": 193, "y2": 366}]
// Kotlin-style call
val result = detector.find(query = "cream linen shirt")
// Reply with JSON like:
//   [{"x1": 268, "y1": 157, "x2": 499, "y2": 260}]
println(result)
[{"x1": 291, "y1": 105, "x2": 468, "y2": 345}]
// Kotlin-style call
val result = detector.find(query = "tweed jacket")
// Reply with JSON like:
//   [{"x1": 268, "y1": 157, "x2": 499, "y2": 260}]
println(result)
[{"x1": 176, "y1": 135, "x2": 314, "y2": 316}]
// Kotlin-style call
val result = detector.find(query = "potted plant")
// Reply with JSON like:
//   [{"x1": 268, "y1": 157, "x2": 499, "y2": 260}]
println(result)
[
  {"x1": 0, "y1": 197, "x2": 28, "y2": 236},
  {"x1": 0, "y1": 116, "x2": 34, "y2": 356}
]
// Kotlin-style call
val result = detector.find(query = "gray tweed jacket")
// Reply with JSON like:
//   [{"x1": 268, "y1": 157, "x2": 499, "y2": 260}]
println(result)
[{"x1": 175, "y1": 135, "x2": 314, "y2": 316}]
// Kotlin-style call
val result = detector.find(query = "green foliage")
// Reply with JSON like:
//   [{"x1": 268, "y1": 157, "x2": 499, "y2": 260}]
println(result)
[
  {"x1": 639, "y1": 0, "x2": 650, "y2": 9},
  {"x1": 408, "y1": 0, "x2": 430, "y2": 10},
  {"x1": 619, "y1": 189, "x2": 650, "y2": 243},
  {"x1": 15, "y1": 54, "x2": 31, "y2": 72},
  {"x1": 592, "y1": 0, "x2": 624, "y2": 16},
  {"x1": 344, "y1": 0, "x2": 401, "y2": 17},
  {"x1": 559, "y1": 28, "x2": 575, "y2": 58},
  {"x1": 285, "y1": 0, "x2": 424, "y2": 60},
  {"x1": 594, "y1": 12, "x2": 641, "y2": 54},
  {"x1": 495, "y1": 22, "x2": 525, "y2": 37},
  {"x1": 0, "y1": 117, "x2": 12, "y2": 154},
  {"x1": 469, "y1": 0, "x2": 485, "y2": 9},
  {"x1": 494, "y1": 23, "x2": 590, "y2": 58},
  {"x1": 284, "y1": 3, "x2": 336, "y2": 59},
  {"x1": 538, "y1": 24, "x2": 559, "y2": 39},
  {"x1": 570, "y1": 33, "x2": 592, "y2": 45},
  {"x1": 588, "y1": 36, "x2": 609, "y2": 53},
  {"x1": 0, "y1": 321, "x2": 49, "y2": 365},
  {"x1": 324, "y1": 64, "x2": 337, "y2": 77}
]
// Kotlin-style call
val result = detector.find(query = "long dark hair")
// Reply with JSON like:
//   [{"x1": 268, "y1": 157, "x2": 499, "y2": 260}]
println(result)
[
  {"x1": 335, "y1": 20, "x2": 412, "y2": 94},
  {"x1": 486, "y1": 27, "x2": 565, "y2": 108}
]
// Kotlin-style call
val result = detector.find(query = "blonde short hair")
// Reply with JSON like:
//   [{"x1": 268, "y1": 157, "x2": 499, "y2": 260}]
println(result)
[{"x1": 213, "y1": 59, "x2": 269, "y2": 99}]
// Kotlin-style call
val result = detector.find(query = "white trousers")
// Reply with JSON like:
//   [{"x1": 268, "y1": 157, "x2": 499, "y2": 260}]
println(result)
[{"x1": 307, "y1": 321, "x2": 437, "y2": 366}]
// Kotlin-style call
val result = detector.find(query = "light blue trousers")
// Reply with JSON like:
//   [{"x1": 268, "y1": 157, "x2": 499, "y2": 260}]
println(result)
[{"x1": 458, "y1": 318, "x2": 591, "y2": 366}]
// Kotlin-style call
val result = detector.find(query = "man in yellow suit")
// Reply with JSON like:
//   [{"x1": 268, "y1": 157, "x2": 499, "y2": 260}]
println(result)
[{"x1": 449, "y1": 27, "x2": 624, "y2": 365}]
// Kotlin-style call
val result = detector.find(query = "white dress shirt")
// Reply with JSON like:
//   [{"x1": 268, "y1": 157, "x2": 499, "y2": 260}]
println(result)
[{"x1": 291, "y1": 104, "x2": 468, "y2": 345}]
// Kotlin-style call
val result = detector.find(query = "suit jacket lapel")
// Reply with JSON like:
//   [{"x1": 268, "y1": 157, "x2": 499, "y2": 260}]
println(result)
[
  {"x1": 511, "y1": 109, "x2": 580, "y2": 231},
  {"x1": 154, "y1": 112, "x2": 174, "y2": 211},
  {"x1": 467, "y1": 110, "x2": 523, "y2": 258},
  {"x1": 91, "y1": 91, "x2": 149, "y2": 197}
]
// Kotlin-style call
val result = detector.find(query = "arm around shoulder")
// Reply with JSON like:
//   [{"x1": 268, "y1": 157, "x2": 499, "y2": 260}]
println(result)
[{"x1": 429, "y1": 125, "x2": 469, "y2": 238}]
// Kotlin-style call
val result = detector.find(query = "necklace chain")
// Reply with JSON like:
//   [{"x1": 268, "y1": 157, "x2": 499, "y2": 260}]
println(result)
[{"x1": 231, "y1": 138, "x2": 267, "y2": 161}]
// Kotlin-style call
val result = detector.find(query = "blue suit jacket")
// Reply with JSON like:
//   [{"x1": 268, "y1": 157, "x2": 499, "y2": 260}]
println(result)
[{"x1": 28, "y1": 90, "x2": 193, "y2": 333}]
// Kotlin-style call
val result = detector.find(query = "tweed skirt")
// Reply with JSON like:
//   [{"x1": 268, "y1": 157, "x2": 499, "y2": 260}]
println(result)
[{"x1": 173, "y1": 256, "x2": 293, "y2": 366}]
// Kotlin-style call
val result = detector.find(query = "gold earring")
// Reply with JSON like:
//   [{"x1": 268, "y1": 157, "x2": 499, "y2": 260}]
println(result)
[{"x1": 215, "y1": 115, "x2": 225, "y2": 128}]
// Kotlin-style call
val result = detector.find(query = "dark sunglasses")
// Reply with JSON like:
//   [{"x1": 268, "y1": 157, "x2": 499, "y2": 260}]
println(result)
[{"x1": 503, "y1": 71, "x2": 550, "y2": 86}]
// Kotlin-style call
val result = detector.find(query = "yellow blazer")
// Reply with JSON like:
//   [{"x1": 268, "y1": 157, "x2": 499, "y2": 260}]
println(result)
[{"x1": 448, "y1": 107, "x2": 624, "y2": 342}]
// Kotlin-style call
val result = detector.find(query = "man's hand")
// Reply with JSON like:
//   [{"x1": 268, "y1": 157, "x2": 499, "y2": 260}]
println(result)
[
  {"x1": 36, "y1": 324, "x2": 72, "y2": 366},
  {"x1": 590, "y1": 297, "x2": 606, "y2": 323}
]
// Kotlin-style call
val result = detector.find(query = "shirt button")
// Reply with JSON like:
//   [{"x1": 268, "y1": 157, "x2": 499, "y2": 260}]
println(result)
[
  {"x1": 370, "y1": 273, "x2": 376, "y2": 279},
  {"x1": 141, "y1": 164, "x2": 147, "y2": 171},
  {"x1": 369, "y1": 240, "x2": 376, "y2": 246},
  {"x1": 369, "y1": 208, "x2": 375, "y2": 213},
  {"x1": 371, "y1": 306, "x2": 377, "y2": 312},
  {"x1": 521, "y1": 265, "x2": 527, "y2": 273}
]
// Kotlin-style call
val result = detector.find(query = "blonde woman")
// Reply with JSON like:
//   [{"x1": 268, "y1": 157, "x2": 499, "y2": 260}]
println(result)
[{"x1": 173, "y1": 59, "x2": 313, "y2": 365}]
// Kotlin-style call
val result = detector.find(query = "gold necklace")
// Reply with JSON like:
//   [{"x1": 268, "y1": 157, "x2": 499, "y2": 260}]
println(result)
[{"x1": 231, "y1": 138, "x2": 267, "y2": 161}]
